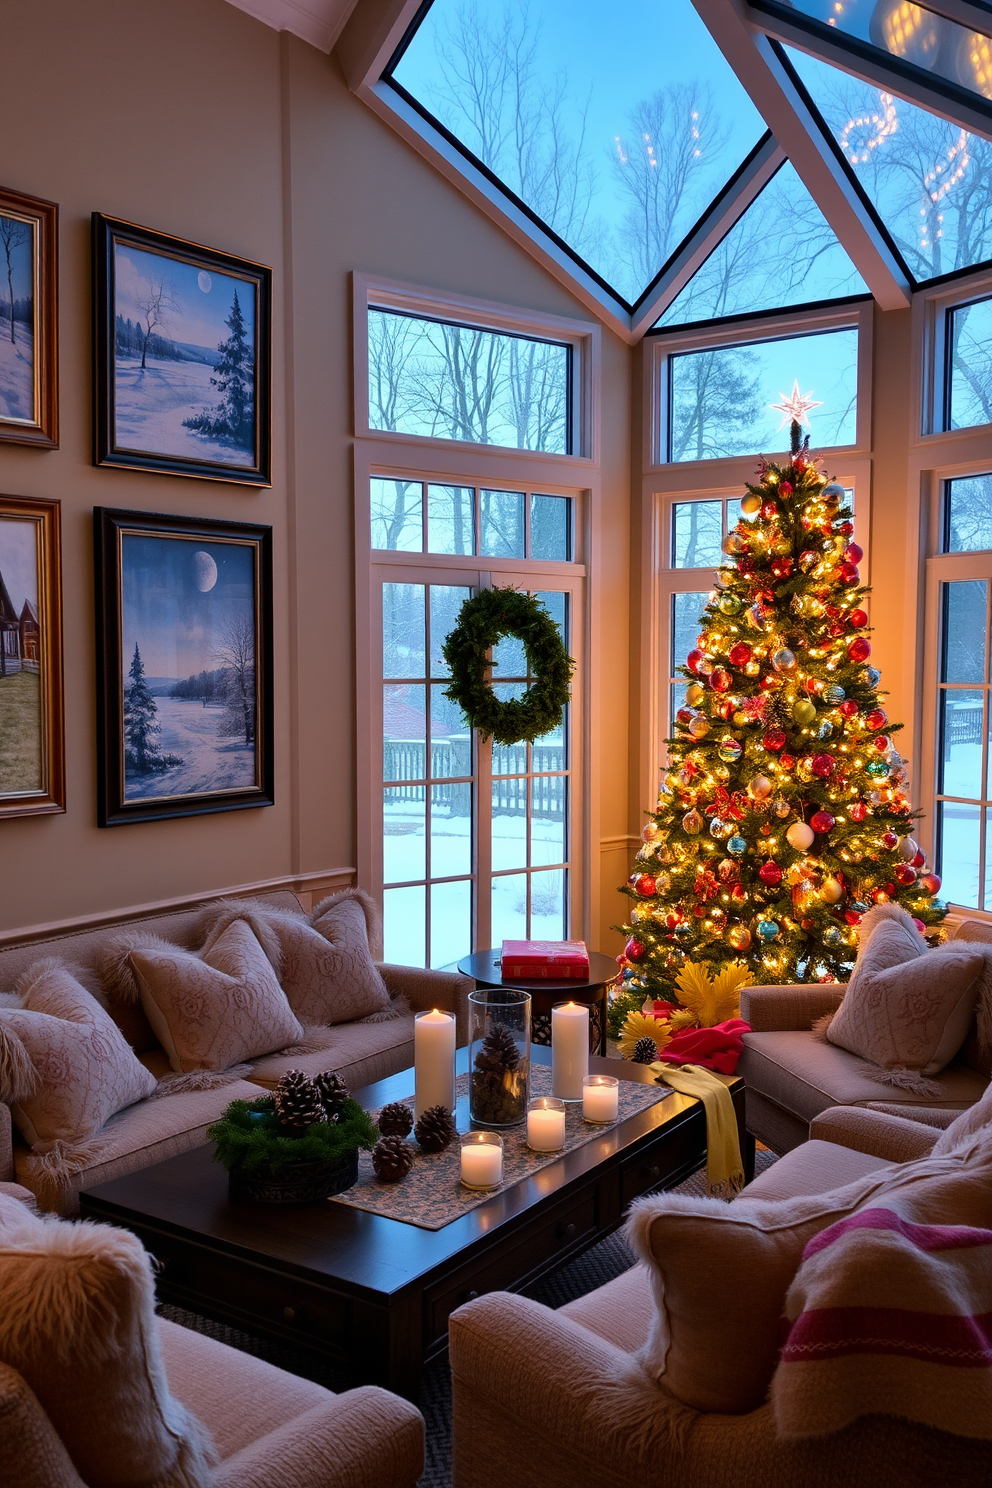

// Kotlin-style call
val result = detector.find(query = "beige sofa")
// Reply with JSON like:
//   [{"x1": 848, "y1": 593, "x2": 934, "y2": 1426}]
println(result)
[
  {"x1": 738, "y1": 917, "x2": 992, "y2": 1154},
  {"x1": 0, "y1": 890, "x2": 473, "y2": 1213},
  {"x1": 448, "y1": 1106, "x2": 990, "y2": 1488}
]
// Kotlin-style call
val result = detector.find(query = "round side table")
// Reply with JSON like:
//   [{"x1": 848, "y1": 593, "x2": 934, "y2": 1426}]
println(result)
[{"x1": 456, "y1": 949, "x2": 618, "y2": 1055}]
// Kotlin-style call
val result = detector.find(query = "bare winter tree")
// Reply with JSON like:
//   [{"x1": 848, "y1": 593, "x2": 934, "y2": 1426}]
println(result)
[
  {"x1": 134, "y1": 277, "x2": 179, "y2": 370},
  {"x1": 214, "y1": 611, "x2": 256, "y2": 745},
  {"x1": 0, "y1": 215, "x2": 29, "y2": 345}
]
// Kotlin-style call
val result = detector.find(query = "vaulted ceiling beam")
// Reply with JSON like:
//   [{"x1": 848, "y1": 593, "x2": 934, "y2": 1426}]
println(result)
[{"x1": 693, "y1": 0, "x2": 911, "y2": 310}]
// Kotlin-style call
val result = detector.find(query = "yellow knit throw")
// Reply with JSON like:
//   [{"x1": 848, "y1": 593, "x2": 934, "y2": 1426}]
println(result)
[{"x1": 650, "y1": 1062, "x2": 745, "y2": 1198}]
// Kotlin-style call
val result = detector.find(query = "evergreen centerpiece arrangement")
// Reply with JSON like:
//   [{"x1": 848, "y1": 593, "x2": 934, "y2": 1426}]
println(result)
[
  {"x1": 209, "y1": 1070, "x2": 378, "y2": 1205},
  {"x1": 617, "y1": 418, "x2": 946, "y2": 1000}
]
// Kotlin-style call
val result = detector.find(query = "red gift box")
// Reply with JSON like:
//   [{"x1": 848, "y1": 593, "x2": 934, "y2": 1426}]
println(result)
[{"x1": 500, "y1": 940, "x2": 590, "y2": 979}]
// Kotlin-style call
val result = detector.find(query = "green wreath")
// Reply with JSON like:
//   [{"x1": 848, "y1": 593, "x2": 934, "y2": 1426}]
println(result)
[{"x1": 442, "y1": 586, "x2": 575, "y2": 746}]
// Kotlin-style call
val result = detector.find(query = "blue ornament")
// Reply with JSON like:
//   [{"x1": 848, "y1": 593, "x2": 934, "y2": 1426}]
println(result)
[
  {"x1": 757, "y1": 919, "x2": 780, "y2": 942},
  {"x1": 850, "y1": 900, "x2": 870, "y2": 914},
  {"x1": 866, "y1": 759, "x2": 889, "y2": 778},
  {"x1": 822, "y1": 925, "x2": 843, "y2": 946},
  {"x1": 824, "y1": 685, "x2": 845, "y2": 704},
  {"x1": 718, "y1": 735, "x2": 744, "y2": 764},
  {"x1": 674, "y1": 922, "x2": 694, "y2": 941},
  {"x1": 864, "y1": 667, "x2": 881, "y2": 687},
  {"x1": 622, "y1": 966, "x2": 636, "y2": 981},
  {"x1": 816, "y1": 720, "x2": 834, "y2": 740},
  {"x1": 727, "y1": 835, "x2": 748, "y2": 857}
]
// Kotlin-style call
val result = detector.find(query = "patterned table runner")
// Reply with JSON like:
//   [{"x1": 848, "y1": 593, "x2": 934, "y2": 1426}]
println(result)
[{"x1": 330, "y1": 1065, "x2": 674, "y2": 1231}]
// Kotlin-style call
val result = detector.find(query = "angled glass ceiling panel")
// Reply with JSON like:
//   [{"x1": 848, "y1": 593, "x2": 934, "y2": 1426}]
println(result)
[
  {"x1": 787, "y1": 46, "x2": 992, "y2": 281},
  {"x1": 655, "y1": 161, "x2": 868, "y2": 327},
  {"x1": 770, "y1": 0, "x2": 992, "y2": 106},
  {"x1": 388, "y1": 0, "x2": 767, "y2": 305}
]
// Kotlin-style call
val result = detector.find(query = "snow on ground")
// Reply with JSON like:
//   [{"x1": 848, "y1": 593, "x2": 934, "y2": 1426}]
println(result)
[
  {"x1": 114, "y1": 355, "x2": 253, "y2": 467},
  {"x1": 0, "y1": 326, "x2": 34, "y2": 422},
  {"x1": 124, "y1": 697, "x2": 256, "y2": 801}
]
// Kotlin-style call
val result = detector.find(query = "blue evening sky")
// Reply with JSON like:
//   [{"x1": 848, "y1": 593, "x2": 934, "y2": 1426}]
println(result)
[{"x1": 121, "y1": 533, "x2": 254, "y2": 681}]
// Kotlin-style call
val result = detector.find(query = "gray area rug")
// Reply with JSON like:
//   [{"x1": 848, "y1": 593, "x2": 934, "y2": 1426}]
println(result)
[{"x1": 160, "y1": 1148, "x2": 777, "y2": 1488}]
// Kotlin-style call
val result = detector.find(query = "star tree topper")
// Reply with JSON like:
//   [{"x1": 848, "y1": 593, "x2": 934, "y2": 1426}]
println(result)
[{"x1": 769, "y1": 380, "x2": 823, "y2": 432}]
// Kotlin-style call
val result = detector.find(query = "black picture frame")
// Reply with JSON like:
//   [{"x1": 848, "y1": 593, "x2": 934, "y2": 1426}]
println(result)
[
  {"x1": 95, "y1": 507, "x2": 273, "y2": 826},
  {"x1": 93, "y1": 214, "x2": 271, "y2": 486}
]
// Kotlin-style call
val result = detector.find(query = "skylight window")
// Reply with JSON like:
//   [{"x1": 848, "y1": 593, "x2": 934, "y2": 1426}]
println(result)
[
  {"x1": 387, "y1": 0, "x2": 768, "y2": 306},
  {"x1": 655, "y1": 161, "x2": 868, "y2": 327},
  {"x1": 786, "y1": 46, "x2": 992, "y2": 282}
]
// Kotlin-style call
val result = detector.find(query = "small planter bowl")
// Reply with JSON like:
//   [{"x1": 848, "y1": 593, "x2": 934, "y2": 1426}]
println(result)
[{"x1": 229, "y1": 1148, "x2": 359, "y2": 1205}]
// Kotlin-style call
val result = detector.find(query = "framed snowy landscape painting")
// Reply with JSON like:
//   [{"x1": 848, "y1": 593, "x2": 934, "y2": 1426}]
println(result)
[
  {"x1": 95, "y1": 508, "x2": 273, "y2": 826},
  {"x1": 0, "y1": 187, "x2": 58, "y2": 449},
  {"x1": 93, "y1": 215, "x2": 271, "y2": 485}
]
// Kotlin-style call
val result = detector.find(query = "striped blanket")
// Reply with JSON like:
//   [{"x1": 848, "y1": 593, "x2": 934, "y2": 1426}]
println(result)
[{"x1": 773, "y1": 1206, "x2": 992, "y2": 1440}]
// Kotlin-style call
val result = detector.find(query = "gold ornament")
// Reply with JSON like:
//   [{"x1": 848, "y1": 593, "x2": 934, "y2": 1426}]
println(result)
[{"x1": 727, "y1": 923, "x2": 752, "y2": 951}]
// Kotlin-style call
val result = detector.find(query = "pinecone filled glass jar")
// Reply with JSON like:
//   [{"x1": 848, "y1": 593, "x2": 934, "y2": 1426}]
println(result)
[{"x1": 468, "y1": 988, "x2": 531, "y2": 1127}]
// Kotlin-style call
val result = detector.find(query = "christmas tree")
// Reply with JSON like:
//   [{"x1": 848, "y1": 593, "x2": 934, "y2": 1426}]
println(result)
[{"x1": 617, "y1": 411, "x2": 946, "y2": 1003}]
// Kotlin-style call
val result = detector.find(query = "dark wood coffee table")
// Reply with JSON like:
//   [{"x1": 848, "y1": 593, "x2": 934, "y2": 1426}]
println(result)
[{"x1": 80, "y1": 1048, "x2": 745, "y2": 1402}]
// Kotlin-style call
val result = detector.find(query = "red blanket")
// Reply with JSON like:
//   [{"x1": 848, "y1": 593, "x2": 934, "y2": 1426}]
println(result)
[{"x1": 660, "y1": 1017, "x2": 750, "y2": 1075}]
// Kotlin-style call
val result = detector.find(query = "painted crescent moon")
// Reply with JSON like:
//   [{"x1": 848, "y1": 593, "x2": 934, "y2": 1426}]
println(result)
[
  {"x1": 192, "y1": 550, "x2": 218, "y2": 592},
  {"x1": 198, "y1": 270, "x2": 212, "y2": 293}
]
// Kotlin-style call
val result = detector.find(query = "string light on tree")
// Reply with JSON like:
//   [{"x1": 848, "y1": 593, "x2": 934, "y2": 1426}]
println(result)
[{"x1": 615, "y1": 413, "x2": 946, "y2": 998}]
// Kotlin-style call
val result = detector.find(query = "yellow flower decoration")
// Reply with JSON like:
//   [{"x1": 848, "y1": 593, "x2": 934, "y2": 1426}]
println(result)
[
  {"x1": 668, "y1": 1007, "x2": 699, "y2": 1032},
  {"x1": 674, "y1": 961, "x2": 753, "y2": 1028},
  {"x1": 618, "y1": 1011, "x2": 671, "y2": 1061}
]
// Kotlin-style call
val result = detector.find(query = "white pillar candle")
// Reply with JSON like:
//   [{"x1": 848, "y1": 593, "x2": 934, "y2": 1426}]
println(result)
[
  {"x1": 582, "y1": 1075, "x2": 619, "y2": 1124},
  {"x1": 551, "y1": 1001, "x2": 589, "y2": 1100},
  {"x1": 526, "y1": 1098, "x2": 566, "y2": 1152},
  {"x1": 414, "y1": 1009, "x2": 456, "y2": 1118},
  {"x1": 460, "y1": 1134, "x2": 503, "y2": 1189}
]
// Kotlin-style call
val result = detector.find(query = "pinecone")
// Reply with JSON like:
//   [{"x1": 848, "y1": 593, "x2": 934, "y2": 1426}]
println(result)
[
  {"x1": 471, "y1": 1022, "x2": 527, "y2": 1124},
  {"x1": 313, "y1": 1070, "x2": 349, "y2": 1122},
  {"x1": 473, "y1": 1022, "x2": 520, "y2": 1077},
  {"x1": 378, "y1": 1101, "x2": 414, "y2": 1138},
  {"x1": 414, "y1": 1105, "x2": 456, "y2": 1152},
  {"x1": 631, "y1": 1035, "x2": 659, "y2": 1065},
  {"x1": 371, "y1": 1135, "x2": 414, "y2": 1183},
  {"x1": 273, "y1": 1070, "x2": 324, "y2": 1134}
]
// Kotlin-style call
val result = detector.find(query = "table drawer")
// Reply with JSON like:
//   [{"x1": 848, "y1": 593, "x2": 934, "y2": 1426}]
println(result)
[
  {"x1": 425, "y1": 1189, "x2": 599, "y2": 1345},
  {"x1": 620, "y1": 1118, "x2": 704, "y2": 1208}
]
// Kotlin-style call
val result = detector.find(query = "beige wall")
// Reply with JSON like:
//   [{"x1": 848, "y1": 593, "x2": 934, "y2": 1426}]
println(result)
[{"x1": 0, "y1": 1, "x2": 631, "y2": 951}]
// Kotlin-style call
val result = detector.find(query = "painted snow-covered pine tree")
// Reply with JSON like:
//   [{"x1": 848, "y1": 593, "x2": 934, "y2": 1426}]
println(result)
[
  {"x1": 123, "y1": 644, "x2": 182, "y2": 777},
  {"x1": 183, "y1": 288, "x2": 254, "y2": 449},
  {"x1": 616, "y1": 412, "x2": 946, "y2": 1007}
]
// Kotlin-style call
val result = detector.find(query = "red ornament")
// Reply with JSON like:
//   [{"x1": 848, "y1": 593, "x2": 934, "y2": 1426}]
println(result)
[
  {"x1": 710, "y1": 668, "x2": 732, "y2": 692},
  {"x1": 731, "y1": 884, "x2": 748, "y2": 901},
  {"x1": 759, "y1": 673, "x2": 782, "y2": 691},
  {"x1": 848, "y1": 637, "x2": 871, "y2": 662},
  {"x1": 839, "y1": 700, "x2": 859, "y2": 718},
  {"x1": 770, "y1": 557, "x2": 794, "y2": 579},
  {"x1": 810, "y1": 810, "x2": 835, "y2": 833},
  {"x1": 920, "y1": 873, "x2": 942, "y2": 894},
  {"x1": 780, "y1": 481, "x2": 794, "y2": 495},
  {"x1": 676, "y1": 708, "x2": 693, "y2": 726},
  {"x1": 882, "y1": 831, "x2": 898, "y2": 849},
  {"x1": 728, "y1": 642, "x2": 752, "y2": 667},
  {"x1": 758, "y1": 860, "x2": 784, "y2": 886},
  {"x1": 687, "y1": 649, "x2": 705, "y2": 674},
  {"x1": 634, "y1": 875, "x2": 657, "y2": 897},
  {"x1": 846, "y1": 542, "x2": 864, "y2": 564},
  {"x1": 883, "y1": 882, "x2": 896, "y2": 895},
  {"x1": 895, "y1": 864, "x2": 917, "y2": 886},
  {"x1": 849, "y1": 801, "x2": 868, "y2": 821},
  {"x1": 866, "y1": 709, "x2": 887, "y2": 730},
  {"x1": 780, "y1": 752, "x2": 796, "y2": 770},
  {"x1": 839, "y1": 562, "x2": 860, "y2": 586},
  {"x1": 849, "y1": 608, "x2": 868, "y2": 628},
  {"x1": 811, "y1": 753, "x2": 835, "y2": 778},
  {"x1": 829, "y1": 622, "x2": 845, "y2": 638},
  {"x1": 845, "y1": 911, "x2": 863, "y2": 926},
  {"x1": 805, "y1": 675, "x2": 820, "y2": 694},
  {"x1": 912, "y1": 849, "x2": 926, "y2": 869},
  {"x1": 913, "y1": 918, "x2": 927, "y2": 934},
  {"x1": 873, "y1": 735, "x2": 889, "y2": 753},
  {"x1": 763, "y1": 728, "x2": 787, "y2": 752},
  {"x1": 624, "y1": 938, "x2": 645, "y2": 962},
  {"x1": 840, "y1": 521, "x2": 854, "y2": 536},
  {"x1": 716, "y1": 698, "x2": 735, "y2": 720},
  {"x1": 737, "y1": 556, "x2": 755, "y2": 575}
]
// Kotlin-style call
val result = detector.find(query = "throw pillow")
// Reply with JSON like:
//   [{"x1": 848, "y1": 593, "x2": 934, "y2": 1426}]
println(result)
[
  {"x1": 129, "y1": 918, "x2": 304, "y2": 1073},
  {"x1": 825, "y1": 904, "x2": 983, "y2": 1075},
  {"x1": 0, "y1": 961, "x2": 157, "y2": 1152},
  {"x1": 931, "y1": 1079, "x2": 992, "y2": 1156},
  {"x1": 197, "y1": 889, "x2": 392, "y2": 1026},
  {"x1": 0, "y1": 1193, "x2": 215, "y2": 1487}
]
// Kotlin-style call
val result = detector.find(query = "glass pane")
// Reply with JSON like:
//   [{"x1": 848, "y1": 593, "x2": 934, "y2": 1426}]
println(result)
[
  {"x1": 531, "y1": 495, "x2": 571, "y2": 561},
  {"x1": 430, "y1": 683, "x2": 472, "y2": 771},
  {"x1": 941, "y1": 581, "x2": 987, "y2": 683},
  {"x1": 492, "y1": 630, "x2": 527, "y2": 680},
  {"x1": 531, "y1": 777, "x2": 567, "y2": 866},
  {"x1": 383, "y1": 787, "x2": 426, "y2": 884},
  {"x1": 430, "y1": 879, "x2": 472, "y2": 969},
  {"x1": 384, "y1": 885, "x2": 426, "y2": 967},
  {"x1": 946, "y1": 473, "x2": 992, "y2": 552},
  {"x1": 431, "y1": 782, "x2": 472, "y2": 878},
  {"x1": 985, "y1": 816, "x2": 992, "y2": 914},
  {"x1": 491, "y1": 684, "x2": 528, "y2": 776},
  {"x1": 430, "y1": 584, "x2": 472, "y2": 678},
  {"x1": 384, "y1": 684, "x2": 427, "y2": 779},
  {"x1": 491, "y1": 871, "x2": 528, "y2": 945},
  {"x1": 787, "y1": 47, "x2": 992, "y2": 283},
  {"x1": 383, "y1": 583, "x2": 425, "y2": 678},
  {"x1": 530, "y1": 869, "x2": 567, "y2": 939},
  {"x1": 492, "y1": 780, "x2": 528, "y2": 870},
  {"x1": 949, "y1": 300, "x2": 992, "y2": 431},
  {"x1": 658, "y1": 161, "x2": 866, "y2": 327},
  {"x1": 670, "y1": 682, "x2": 688, "y2": 719},
  {"x1": 480, "y1": 489, "x2": 525, "y2": 557},
  {"x1": 726, "y1": 498, "x2": 744, "y2": 528},
  {"x1": 672, "y1": 592, "x2": 708, "y2": 671},
  {"x1": 368, "y1": 308, "x2": 569, "y2": 453},
  {"x1": 390, "y1": 0, "x2": 767, "y2": 304},
  {"x1": 939, "y1": 688, "x2": 984, "y2": 798},
  {"x1": 673, "y1": 501, "x2": 722, "y2": 568},
  {"x1": 371, "y1": 478, "x2": 422, "y2": 551},
  {"x1": 938, "y1": 801, "x2": 981, "y2": 910},
  {"x1": 427, "y1": 484, "x2": 475, "y2": 555},
  {"x1": 669, "y1": 326, "x2": 859, "y2": 461}
]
